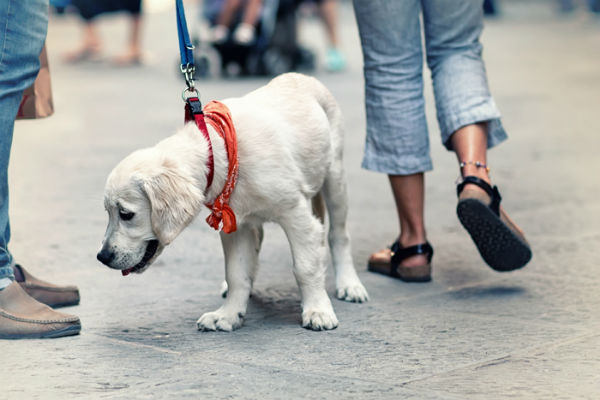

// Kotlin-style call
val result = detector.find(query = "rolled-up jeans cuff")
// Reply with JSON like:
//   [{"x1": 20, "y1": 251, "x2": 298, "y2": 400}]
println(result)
[
  {"x1": 362, "y1": 152, "x2": 433, "y2": 176},
  {"x1": 440, "y1": 101, "x2": 508, "y2": 151},
  {"x1": 0, "y1": 262, "x2": 15, "y2": 281}
]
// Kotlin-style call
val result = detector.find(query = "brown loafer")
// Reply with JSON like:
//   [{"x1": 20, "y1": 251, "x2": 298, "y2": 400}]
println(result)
[
  {"x1": 16, "y1": 265, "x2": 80, "y2": 308},
  {"x1": 0, "y1": 282, "x2": 81, "y2": 339}
]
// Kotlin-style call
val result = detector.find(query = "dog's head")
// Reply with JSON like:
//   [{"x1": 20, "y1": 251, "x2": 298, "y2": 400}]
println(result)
[{"x1": 97, "y1": 146, "x2": 205, "y2": 275}]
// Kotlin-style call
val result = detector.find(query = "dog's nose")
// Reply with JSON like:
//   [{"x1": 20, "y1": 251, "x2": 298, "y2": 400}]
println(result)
[{"x1": 97, "y1": 248, "x2": 115, "y2": 266}]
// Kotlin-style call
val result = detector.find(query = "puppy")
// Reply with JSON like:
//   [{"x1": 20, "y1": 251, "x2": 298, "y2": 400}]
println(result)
[{"x1": 98, "y1": 73, "x2": 368, "y2": 331}]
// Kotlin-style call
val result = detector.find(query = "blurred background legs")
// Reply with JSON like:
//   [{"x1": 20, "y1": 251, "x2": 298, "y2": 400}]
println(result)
[
  {"x1": 317, "y1": 0, "x2": 346, "y2": 72},
  {"x1": 62, "y1": 0, "x2": 144, "y2": 65}
]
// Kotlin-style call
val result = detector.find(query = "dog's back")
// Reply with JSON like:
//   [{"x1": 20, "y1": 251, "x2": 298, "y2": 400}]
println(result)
[{"x1": 221, "y1": 73, "x2": 344, "y2": 218}]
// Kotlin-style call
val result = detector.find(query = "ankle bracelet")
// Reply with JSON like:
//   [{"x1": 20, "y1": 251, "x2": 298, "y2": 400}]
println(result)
[{"x1": 459, "y1": 160, "x2": 490, "y2": 173}]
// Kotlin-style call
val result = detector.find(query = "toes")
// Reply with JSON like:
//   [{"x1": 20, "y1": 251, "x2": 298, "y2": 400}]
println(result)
[
  {"x1": 336, "y1": 285, "x2": 369, "y2": 303},
  {"x1": 197, "y1": 313, "x2": 218, "y2": 331},
  {"x1": 369, "y1": 248, "x2": 391, "y2": 263},
  {"x1": 302, "y1": 310, "x2": 339, "y2": 331},
  {"x1": 196, "y1": 311, "x2": 242, "y2": 332}
]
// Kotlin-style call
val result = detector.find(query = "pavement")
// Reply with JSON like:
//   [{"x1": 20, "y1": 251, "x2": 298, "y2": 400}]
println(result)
[{"x1": 3, "y1": 1, "x2": 600, "y2": 399}]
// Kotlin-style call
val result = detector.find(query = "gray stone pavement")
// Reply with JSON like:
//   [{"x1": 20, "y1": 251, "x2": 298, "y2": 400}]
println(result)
[{"x1": 3, "y1": 2, "x2": 600, "y2": 398}]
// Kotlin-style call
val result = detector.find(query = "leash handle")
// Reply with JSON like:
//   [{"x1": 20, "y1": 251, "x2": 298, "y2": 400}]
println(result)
[{"x1": 176, "y1": 0, "x2": 196, "y2": 92}]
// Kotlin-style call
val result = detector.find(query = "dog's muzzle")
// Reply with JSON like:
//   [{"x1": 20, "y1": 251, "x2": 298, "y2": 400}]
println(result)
[{"x1": 121, "y1": 240, "x2": 159, "y2": 276}]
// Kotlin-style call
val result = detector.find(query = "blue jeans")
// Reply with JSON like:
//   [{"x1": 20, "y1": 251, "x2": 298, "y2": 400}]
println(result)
[
  {"x1": 353, "y1": 0, "x2": 507, "y2": 175},
  {"x1": 0, "y1": 0, "x2": 49, "y2": 280}
]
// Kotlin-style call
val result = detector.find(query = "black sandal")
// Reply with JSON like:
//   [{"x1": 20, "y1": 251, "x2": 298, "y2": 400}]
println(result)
[
  {"x1": 457, "y1": 176, "x2": 532, "y2": 271},
  {"x1": 368, "y1": 241, "x2": 433, "y2": 282}
]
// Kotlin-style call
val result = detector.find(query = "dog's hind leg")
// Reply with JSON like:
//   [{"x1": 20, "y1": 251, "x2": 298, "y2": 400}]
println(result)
[
  {"x1": 197, "y1": 224, "x2": 259, "y2": 332},
  {"x1": 322, "y1": 160, "x2": 369, "y2": 303},
  {"x1": 280, "y1": 198, "x2": 338, "y2": 331},
  {"x1": 220, "y1": 224, "x2": 263, "y2": 298}
]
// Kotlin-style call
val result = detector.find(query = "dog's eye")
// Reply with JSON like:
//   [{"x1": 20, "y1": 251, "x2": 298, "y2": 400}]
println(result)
[{"x1": 119, "y1": 211, "x2": 135, "y2": 221}]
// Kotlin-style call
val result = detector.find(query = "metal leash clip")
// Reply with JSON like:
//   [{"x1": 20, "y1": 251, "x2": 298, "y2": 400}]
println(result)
[
  {"x1": 180, "y1": 62, "x2": 196, "y2": 90},
  {"x1": 181, "y1": 63, "x2": 200, "y2": 101}
]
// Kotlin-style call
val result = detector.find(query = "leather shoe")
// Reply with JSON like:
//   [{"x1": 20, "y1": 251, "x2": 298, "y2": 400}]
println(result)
[
  {"x1": 16, "y1": 265, "x2": 80, "y2": 308},
  {"x1": 0, "y1": 282, "x2": 81, "y2": 339}
]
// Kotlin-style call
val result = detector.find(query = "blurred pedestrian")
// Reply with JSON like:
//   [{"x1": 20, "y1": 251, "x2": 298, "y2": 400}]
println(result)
[
  {"x1": 299, "y1": 0, "x2": 346, "y2": 72},
  {"x1": 0, "y1": 0, "x2": 81, "y2": 339},
  {"x1": 315, "y1": 0, "x2": 346, "y2": 72},
  {"x1": 210, "y1": 0, "x2": 264, "y2": 45},
  {"x1": 64, "y1": 0, "x2": 144, "y2": 65},
  {"x1": 353, "y1": 1, "x2": 532, "y2": 282}
]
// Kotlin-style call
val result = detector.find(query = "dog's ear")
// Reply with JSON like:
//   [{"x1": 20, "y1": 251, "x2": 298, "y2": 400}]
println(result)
[{"x1": 141, "y1": 160, "x2": 204, "y2": 245}]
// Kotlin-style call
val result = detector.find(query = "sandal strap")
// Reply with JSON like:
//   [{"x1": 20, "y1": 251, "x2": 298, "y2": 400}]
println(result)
[
  {"x1": 457, "y1": 176, "x2": 502, "y2": 216},
  {"x1": 390, "y1": 241, "x2": 434, "y2": 277}
]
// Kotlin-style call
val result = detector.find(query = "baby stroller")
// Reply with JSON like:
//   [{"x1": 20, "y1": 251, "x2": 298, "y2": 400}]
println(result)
[{"x1": 196, "y1": 0, "x2": 315, "y2": 77}]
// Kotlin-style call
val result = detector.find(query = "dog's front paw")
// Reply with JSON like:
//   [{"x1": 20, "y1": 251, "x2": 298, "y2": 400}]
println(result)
[
  {"x1": 336, "y1": 281, "x2": 369, "y2": 303},
  {"x1": 197, "y1": 309, "x2": 244, "y2": 332},
  {"x1": 302, "y1": 309, "x2": 339, "y2": 331}
]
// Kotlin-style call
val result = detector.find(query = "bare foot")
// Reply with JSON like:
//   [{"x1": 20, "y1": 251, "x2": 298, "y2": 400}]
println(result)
[
  {"x1": 369, "y1": 245, "x2": 428, "y2": 269},
  {"x1": 63, "y1": 45, "x2": 102, "y2": 63},
  {"x1": 112, "y1": 49, "x2": 143, "y2": 66}
]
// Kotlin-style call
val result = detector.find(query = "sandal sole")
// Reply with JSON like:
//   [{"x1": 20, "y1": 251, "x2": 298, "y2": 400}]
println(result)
[
  {"x1": 367, "y1": 261, "x2": 431, "y2": 282},
  {"x1": 457, "y1": 198, "x2": 532, "y2": 271}
]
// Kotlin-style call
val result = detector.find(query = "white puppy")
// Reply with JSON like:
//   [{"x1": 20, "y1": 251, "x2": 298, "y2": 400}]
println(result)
[{"x1": 98, "y1": 73, "x2": 368, "y2": 331}]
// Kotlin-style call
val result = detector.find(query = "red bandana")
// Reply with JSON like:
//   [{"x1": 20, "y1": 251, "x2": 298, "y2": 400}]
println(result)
[{"x1": 202, "y1": 101, "x2": 238, "y2": 233}]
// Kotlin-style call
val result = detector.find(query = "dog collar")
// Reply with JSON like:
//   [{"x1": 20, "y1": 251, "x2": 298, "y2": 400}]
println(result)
[{"x1": 184, "y1": 98, "x2": 238, "y2": 233}]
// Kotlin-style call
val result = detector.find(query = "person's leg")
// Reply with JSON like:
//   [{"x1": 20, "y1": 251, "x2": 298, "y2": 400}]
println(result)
[
  {"x1": 113, "y1": 17, "x2": 142, "y2": 65},
  {"x1": 423, "y1": 0, "x2": 530, "y2": 270},
  {"x1": 0, "y1": 0, "x2": 48, "y2": 284},
  {"x1": 233, "y1": 0, "x2": 263, "y2": 44},
  {"x1": 240, "y1": 0, "x2": 262, "y2": 25},
  {"x1": 319, "y1": 0, "x2": 339, "y2": 47},
  {"x1": 63, "y1": 0, "x2": 103, "y2": 62},
  {"x1": 422, "y1": 0, "x2": 506, "y2": 185},
  {"x1": 0, "y1": 0, "x2": 81, "y2": 339},
  {"x1": 354, "y1": 0, "x2": 431, "y2": 270},
  {"x1": 451, "y1": 122, "x2": 490, "y2": 190},
  {"x1": 212, "y1": 0, "x2": 242, "y2": 42},
  {"x1": 319, "y1": 0, "x2": 346, "y2": 72},
  {"x1": 423, "y1": 0, "x2": 507, "y2": 155},
  {"x1": 113, "y1": 0, "x2": 144, "y2": 65},
  {"x1": 0, "y1": 171, "x2": 14, "y2": 290},
  {"x1": 388, "y1": 174, "x2": 427, "y2": 267}
]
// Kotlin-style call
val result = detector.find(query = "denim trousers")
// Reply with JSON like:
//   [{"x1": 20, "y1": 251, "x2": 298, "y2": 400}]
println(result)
[
  {"x1": 353, "y1": 0, "x2": 508, "y2": 175},
  {"x1": 0, "y1": 0, "x2": 49, "y2": 280}
]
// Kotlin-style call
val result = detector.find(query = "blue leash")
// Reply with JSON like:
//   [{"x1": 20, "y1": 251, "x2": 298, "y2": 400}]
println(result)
[{"x1": 176, "y1": 0, "x2": 197, "y2": 96}]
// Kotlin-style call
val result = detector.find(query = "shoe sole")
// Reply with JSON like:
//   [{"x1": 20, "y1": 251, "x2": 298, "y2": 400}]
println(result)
[
  {"x1": 457, "y1": 199, "x2": 532, "y2": 271},
  {"x1": 367, "y1": 261, "x2": 432, "y2": 282},
  {"x1": 0, "y1": 324, "x2": 81, "y2": 340},
  {"x1": 46, "y1": 300, "x2": 80, "y2": 309}
]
